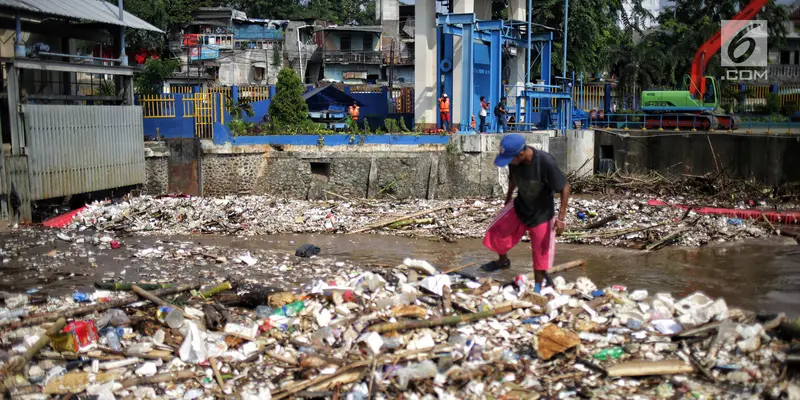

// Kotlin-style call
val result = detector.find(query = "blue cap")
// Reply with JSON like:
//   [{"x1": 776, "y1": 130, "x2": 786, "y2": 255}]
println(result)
[{"x1": 494, "y1": 134, "x2": 526, "y2": 167}]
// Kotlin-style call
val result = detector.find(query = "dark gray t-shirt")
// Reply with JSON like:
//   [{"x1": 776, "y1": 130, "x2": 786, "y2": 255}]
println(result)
[{"x1": 509, "y1": 147, "x2": 567, "y2": 227}]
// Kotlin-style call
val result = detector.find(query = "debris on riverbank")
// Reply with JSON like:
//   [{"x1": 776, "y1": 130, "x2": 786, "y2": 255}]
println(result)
[
  {"x1": 60, "y1": 193, "x2": 795, "y2": 249},
  {"x1": 0, "y1": 255, "x2": 797, "y2": 399}
]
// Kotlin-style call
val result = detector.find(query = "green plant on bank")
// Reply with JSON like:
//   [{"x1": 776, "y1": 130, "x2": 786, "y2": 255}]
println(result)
[
  {"x1": 398, "y1": 117, "x2": 411, "y2": 133},
  {"x1": 272, "y1": 42, "x2": 283, "y2": 67},
  {"x1": 384, "y1": 118, "x2": 400, "y2": 133},
  {"x1": 362, "y1": 118, "x2": 371, "y2": 134},
  {"x1": 267, "y1": 68, "x2": 310, "y2": 134},
  {"x1": 228, "y1": 119, "x2": 251, "y2": 137},
  {"x1": 317, "y1": 134, "x2": 324, "y2": 147},
  {"x1": 445, "y1": 140, "x2": 459, "y2": 154},
  {"x1": 92, "y1": 80, "x2": 117, "y2": 105},
  {"x1": 134, "y1": 58, "x2": 180, "y2": 95},
  {"x1": 739, "y1": 113, "x2": 789, "y2": 122},
  {"x1": 414, "y1": 117, "x2": 426, "y2": 134},
  {"x1": 225, "y1": 96, "x2": 255, "y2": 120}
]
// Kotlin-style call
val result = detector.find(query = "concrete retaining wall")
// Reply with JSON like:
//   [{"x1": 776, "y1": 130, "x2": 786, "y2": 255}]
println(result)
[
  {"x1": 594, "y1": 131, "x2": 800, "y2": 185},
  {"x1": 143, "y1": 132, "x2": 592, "y2": 199}
]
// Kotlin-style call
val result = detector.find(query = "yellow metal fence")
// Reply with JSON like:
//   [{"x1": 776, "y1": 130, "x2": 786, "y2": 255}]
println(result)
[
  {"x1": 238, "y1": 86, "x2": 269, "y2": 102},
  {"x1": 140, "y1": 94, "x2": 177, "y2": 118}
]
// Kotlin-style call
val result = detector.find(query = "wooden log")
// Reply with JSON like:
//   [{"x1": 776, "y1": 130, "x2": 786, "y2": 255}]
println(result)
[
  {"x1": 94, "y1": 282, "x2": 176, "y2": 291},
  {"x1": 368, "y1": 304, "x2": 519, "y2": 334},
  {"x1": 606, "y1": 360, "x2": 693, "y2": 377},
  {"x1": 132, "y1": 285, "x2": 198, "y2": 320},
  {"x1": 120, "y1": 370, "x2": 196, "y2": 388},
  {"x1": 210, "y1": 357, "x2": 226, "y2": 391},
  {"x1": 348, "y1": 204, "x2": 453, "y2": 234},
  {"x1": 0, "y1": 317, "x2": 66, "y2": 376},
  {"x1": 1, "y1": 283, "x2": 200, "y2": 330},
  {"x1": 501, "y1": 259, "x2": 587, "y2": 286},
  {"x1": 579, "y1": 215, "x2": 619, "y2": 230}
]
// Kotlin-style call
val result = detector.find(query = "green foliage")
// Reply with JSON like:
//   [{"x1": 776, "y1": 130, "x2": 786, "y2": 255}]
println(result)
[
  {"x1": 384, "y1": 118, "x2": 400, "y2": 133},
  {"x1": 765, "y1": 92, "x2": 781, "y2": 115},
  {"x1": 398, "y1": 117, "x2": 411, "y2": 133},
  {"x1": 782, "y1": 101, "x2": 799, "y2": 116},
  {"x1": 114, "y1": 0, "x2": 228, "y2": 50},
  {"x1": 362, "y1": 118, "x2": 371, "y2": 134},
  {"x1": 134, "y1": 58, "x2": 180, "y2": 94},
  {"x1": 272, "y1": 43, "x2": 283, "y2": 67},
  {"x1": 226, "y1": 97, "x2": 255, "y2": 120},
  {"x1": 228, "y1": 119, "x2": 251, "y2": 137},
  {"x1": 608, "y1": 0, "x2": 788, "y2": 93},
  {"x1": 268, "y1": 68, "x2": 309, "y2": 133},
  {"x1": 227, "y1": 0, "x2": 376, "y2": 25}
]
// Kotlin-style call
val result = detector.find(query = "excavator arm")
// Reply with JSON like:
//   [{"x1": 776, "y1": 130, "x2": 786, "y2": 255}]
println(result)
[{"x1": 689, "y1": 0, "x2": 769, "y2": 98}]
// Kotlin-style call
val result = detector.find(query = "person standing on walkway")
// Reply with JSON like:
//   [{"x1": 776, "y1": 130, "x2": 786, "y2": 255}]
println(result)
[
  {"x1": 482, "y1": 134, "x2": 571, "y2": 293},
  {"x1": 495, "y1": 97, "x2": 508, "y2": 133},
  {"x1": 439, "y1": 94, "x2": 451, "y2": 132},
  {"x1": 348, "y1": 101, "x2": 360, "y2": 132},
  {"x1": 479, "y1": 96, "x2": 489, "y2": 133}
]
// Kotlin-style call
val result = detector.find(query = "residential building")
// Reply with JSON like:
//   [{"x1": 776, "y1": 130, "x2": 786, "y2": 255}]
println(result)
[
  {"x1": 316, "y1": 26, "x2": 384, "y2": 83},
  {"x1": 377, "y1": 0, "x2": 415, "y2": 84},
  {"x1": 766, "y1": 2, "x2": 800, "y2": 84},
  {"x1": 166, "y1": 8, "x2": 288, "y2": 90}
]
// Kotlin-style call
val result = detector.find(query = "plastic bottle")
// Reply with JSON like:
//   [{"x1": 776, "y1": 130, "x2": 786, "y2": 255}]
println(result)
[
  {"x1": 157, "y1": 306, "x2": 184, "y2": 329},
  {"x1": 255, "y1": 305, "x2": 272, "y2": 319},
  {"x1": 102, "y1": 328, "x2": 121, "y2": 352},
  {"x1": 592, "y1": 347, "x2": 624, "y2": 361},
  {"x1": 0, "y1": 308, "x2": 26, "y2": 321},
  {"x1": 272, "y1": 301, "x2": 305, "y2": 317},
  {"x1": 395, "y1": 360, "x2": 438, "y2": 390}
]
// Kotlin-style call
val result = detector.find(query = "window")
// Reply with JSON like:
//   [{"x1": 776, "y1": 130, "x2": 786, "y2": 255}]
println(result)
[
  {"x1": 253, "y1": 66, "x2": 265, "y2": 81},
  {"x1": 781, "y1": 51, "x2": 790, "y2": 64},
  {"x1": 340, "y1": 35, "x2": 351, "y2": 51},
  {"x1": 363, "y1": 35, "x2": 373, "y2": 51}
]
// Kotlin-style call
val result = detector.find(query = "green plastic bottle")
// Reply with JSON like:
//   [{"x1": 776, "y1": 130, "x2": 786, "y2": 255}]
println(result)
[
  {"x1": 272, "y1": 301, "x2": 305, "y2": 317},
  {"x1": 592, "y1": 347, "x2": 624, "y2": 361}
]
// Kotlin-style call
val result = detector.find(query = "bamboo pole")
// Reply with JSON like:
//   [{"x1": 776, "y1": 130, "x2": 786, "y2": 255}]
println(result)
[
  {"x1": 367, "y1": 304, "x2": 516, "y2": 334},
  {"x1": 348, "y1": 204, "x2": 453, "y2": 234},
  {"x1": 1, "y1": 283, "x2": 201, "y2": 330},
  {"x1": 131, "y1": 285, "x2": 198, "y2": 320},
  {"x1": 210, "y1": 357, "x2": 226, "y2": 391},
  {"x1": 0, "y1": 317, "x2": 66, "y2": 377},
  {"x1": 120, "y1": 370, "x2": 197, "y2": 388}
]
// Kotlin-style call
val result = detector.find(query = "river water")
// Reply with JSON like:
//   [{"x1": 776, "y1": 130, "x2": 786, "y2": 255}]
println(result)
[{"x1": 2, "y1": 231, "x2": 798, "y2": 316}]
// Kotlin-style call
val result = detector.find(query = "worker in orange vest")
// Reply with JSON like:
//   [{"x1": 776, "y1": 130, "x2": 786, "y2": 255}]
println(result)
[
  {"x1": 348, "y1": 101, "x2": 360, "y2": 132},
  {"x1": 438, "y1": 94, "x2": 451, "y2": 132}
]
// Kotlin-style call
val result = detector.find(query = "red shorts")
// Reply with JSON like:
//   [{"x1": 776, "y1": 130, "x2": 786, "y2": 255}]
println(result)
[
  {"x1": 440, "y1": 112, "x2": 451, "y2": 122},
  {"x1": 482, "y1": 202, "x2": 555, "y2": 271}
]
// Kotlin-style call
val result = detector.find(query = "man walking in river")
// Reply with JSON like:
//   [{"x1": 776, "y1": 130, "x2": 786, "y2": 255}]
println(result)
[{"x1": 483, "y1": 134, "x2": 571, "y2": 293}]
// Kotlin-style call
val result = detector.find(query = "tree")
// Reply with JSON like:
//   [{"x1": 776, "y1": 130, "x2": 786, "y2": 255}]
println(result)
[
  {"x1": 113, "y1": 0, "x2": 228, "y2": 51},
  {"x1": 269, "y1": 68, "x2": 310, "y2": 132},
  {"x1": 134, "y1": 58, "x2": 181, "y2": 94},
  {"x1": 614, "y1": 0, "x2": 789, "y2": 91},
  {"x1": 272, "y1": 42, "x2": 283, "y2": 67}
]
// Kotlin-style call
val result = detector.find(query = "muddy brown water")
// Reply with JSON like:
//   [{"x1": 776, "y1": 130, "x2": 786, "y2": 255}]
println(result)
[{"x1": 1, "y1": 231, "x2": 798, "y2": 317}]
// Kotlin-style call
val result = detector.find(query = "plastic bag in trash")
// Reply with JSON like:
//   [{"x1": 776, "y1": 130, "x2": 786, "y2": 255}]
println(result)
[
  {"x1": 179, "y1": 321, "x2": 207, "y2": 364},
  {"x1": 295, "y1": 244, "x2": 321, "y2": 258},
  {"x1": 96, "y1": 309, "x2": 131, "y2": 329}
]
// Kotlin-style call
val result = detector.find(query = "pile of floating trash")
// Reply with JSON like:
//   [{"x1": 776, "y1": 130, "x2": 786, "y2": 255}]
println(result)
[
  {"x1": 59, "y1": 194, "x2": 782, "y2": 248},
  {"x1": 0, "y1": 253, "x2": 797, "y2": 399}
]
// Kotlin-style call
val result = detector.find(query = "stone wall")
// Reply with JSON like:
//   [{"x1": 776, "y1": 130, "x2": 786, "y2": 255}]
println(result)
[
  {"x1": 147, "y1": 131, "x2": 596, "y2": 199},
  {"x1": 144, "y1": 143, "x2": 169, "y2": 195}
]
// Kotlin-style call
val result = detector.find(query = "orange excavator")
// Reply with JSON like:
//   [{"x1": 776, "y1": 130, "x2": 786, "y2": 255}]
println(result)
[{"x1": 640, "y1": 0, "x2": 768, "y2": 130}]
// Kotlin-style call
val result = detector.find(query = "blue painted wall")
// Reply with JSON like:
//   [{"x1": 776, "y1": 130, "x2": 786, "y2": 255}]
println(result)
[
  {"x1": 243, "y1": 98, "x2": 271, "y2": 123},
  {"x1": 350, "y1": 90, "x2": 389, "y2": 118}
]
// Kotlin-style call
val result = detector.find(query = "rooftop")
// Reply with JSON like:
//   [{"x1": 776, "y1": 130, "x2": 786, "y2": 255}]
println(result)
[
  {"x1": 0, "y1": 0, "x2": 162, "y2": 32},
  {"x1": 316, "y1": 25, "x2": 383, "y2": 33}
]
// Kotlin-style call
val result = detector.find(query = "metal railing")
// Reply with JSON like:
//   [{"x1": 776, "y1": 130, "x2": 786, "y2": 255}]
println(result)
[
  {"x1": 383, "y1": 52, "x2": 415, "y2": 65},
  {"x1": 238, "y1": 86, "x2": 270, "y2": 102},
  {"x1": 183, "y1": 34, "x2": 234, "y2": 49},
  {"x1": 769, "y1": 64, "x2": 800, "y2": 79},
  {"x1": 322, "y1": 50, "x2": 383, "y2": 64},
  {"x1": 139, "y1": 94, "x2": 177, "y2": 118}
]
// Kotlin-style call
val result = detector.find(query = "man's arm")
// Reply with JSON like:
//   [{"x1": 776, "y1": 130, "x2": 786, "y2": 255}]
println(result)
[{"x1": 555, "y1": 182, "x2": 571, "y2": 234}]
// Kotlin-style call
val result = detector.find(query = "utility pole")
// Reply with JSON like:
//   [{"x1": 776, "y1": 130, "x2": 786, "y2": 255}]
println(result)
[{"x1": 389, "y1": 37, "x2": 395, "y2": 91}]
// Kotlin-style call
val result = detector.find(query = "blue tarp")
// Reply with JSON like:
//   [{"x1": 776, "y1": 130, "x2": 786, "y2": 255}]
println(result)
[{"x1": 304, "y1": 85, "x2": 364, "y2": 112}]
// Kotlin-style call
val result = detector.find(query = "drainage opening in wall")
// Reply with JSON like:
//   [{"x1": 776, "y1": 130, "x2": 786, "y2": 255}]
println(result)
[
  {"x1": 598, "y1": 145, "x2": 615, "y2": 174},
  {"x1": 310, "y1": 162, "x2": 331, "y2": 178}
]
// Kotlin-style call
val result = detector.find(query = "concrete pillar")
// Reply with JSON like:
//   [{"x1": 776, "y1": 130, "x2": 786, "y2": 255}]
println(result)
[
  {"x1": 474, "y1": 0, "x2": 492, "y2": 20},
  {"x1": 414, "y1": 0, "x2": 437, "y2": 127},
  {"x1": 508, "y1": 0, "x2": 526, "y2": 87},
  {"x1": 452, "y1": 0, "x2": 474, "y2": 126}
]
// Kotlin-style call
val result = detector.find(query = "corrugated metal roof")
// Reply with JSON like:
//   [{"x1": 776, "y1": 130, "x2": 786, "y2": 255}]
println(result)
[
  {"x1": 0, "y1": 0, "x2": 163, "y2": 32},
  {"x1": 317, "y1": 25, "x2": 383, "y2": 33}
]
